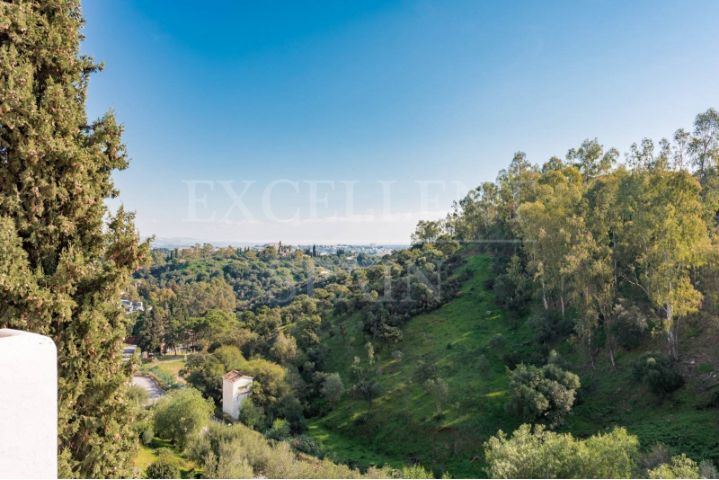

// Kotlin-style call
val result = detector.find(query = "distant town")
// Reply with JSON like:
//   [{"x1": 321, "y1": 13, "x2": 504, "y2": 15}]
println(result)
[{"x1": 149, "y1": 238, "x2": 407, "y2": 258}]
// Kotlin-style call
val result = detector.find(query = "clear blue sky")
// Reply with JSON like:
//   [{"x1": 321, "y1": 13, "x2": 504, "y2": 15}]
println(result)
[{"x1": 83, "y1": 0, "x2": 719, "y2": 245}]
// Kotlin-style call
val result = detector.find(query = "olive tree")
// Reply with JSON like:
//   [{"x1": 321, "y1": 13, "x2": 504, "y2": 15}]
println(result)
[
  {"x1": 153, "y1": 388, "x2": 214, "y2": 449},
  {"x1": 508, "y1": 363, "x2": 580, "y2": 427}
]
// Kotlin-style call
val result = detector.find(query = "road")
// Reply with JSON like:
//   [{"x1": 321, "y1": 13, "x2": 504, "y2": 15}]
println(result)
[
  {"x1": 132, "y1": 375, "x2": 164, "y2": 405},
  {"x1": 122, "y1": 344, "x2": 137, "y2": 362}
]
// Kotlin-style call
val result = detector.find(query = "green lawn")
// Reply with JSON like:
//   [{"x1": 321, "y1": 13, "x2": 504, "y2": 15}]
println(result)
[
  {"x1": 141, "y1": 355, "x2": 187, "y2": 387},
  {"x1": 153, "y1": 357, "x2": 187, "y2": 381},
  {"x1": 133, "y1": 445, "x2": 157, "y2": 472}
]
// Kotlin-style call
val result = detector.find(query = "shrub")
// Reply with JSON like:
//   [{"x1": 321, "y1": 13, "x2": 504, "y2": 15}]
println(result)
[
  {"x1": 188, "y1": 422, "x2": 394, "y2": 479},
  {"x1": 127, "y1": 384, "x2": 149, "y2": 408},
  {"x1": 238, "y1": 398, "x2": 267, "y2": 430},
  {"x1": 153, "y1": 387, "x2": 214, "y2": 449},
  {"x1": 188, "y1": 423, "x2": 269, "y2": 476},
  {"x1": 487, "y1": 333, "x2": 507, "y2": 352},
  {"x1": 612, "y1": 302, "x2": 649, "y2": 350},
  {"x1": 531, "y1": 310, "x2": 574, "y2": 344},
  {"x1": 413, "y1": 359, "x2": 439, "y2": 384},
  {"x1": 133, "y1": 414, "x2": 155, "y2": 446},
  {"x1": 146, "y1": 449, "x2": 182, "y2": 479},
  {"x1": 400, "y1": 464, "x2": 435, "y2": 478},
  {"x1": 211, "y1": 448, "x2": 254, "y2": 479},
  {"x1": 484, "y1": 424, "x2": 639, "y2": 478},
  {"x1": 289, "y1": 435, "x2": 322, "y2": 456},
  {"x1": 640, "y1": 443, "x2": 671, "y2": 471},
  {"x1": 265, "y1": 418, "x2": 291, "y2": 440},
  {"x1": 508, "y1": 363, "x2": 580, "y2": 427},
  {"x1": 320, "y1": 372, "x2": 345, "y2": 406},
  {"x1": 424, "y1": 377, "x2": 449, "y2": 414},
  {"x1": 699, "y1": 460, "x2": 719, "y2": 478},
  {"x1": 277, "y1": 394, "x2": 305, "y2": 431},
  {"x1": 648, "y1": 454, "x2": 701, "y2": 479},
  {"x1": 141, "y1": 423, "x2": 154, "y2": 446},
  {"x1": 632, "y1": 353, "x2": 685, "y2": 396},
  {"x1": 351, "y1": 378, "x2": 382, "y2": 406}
]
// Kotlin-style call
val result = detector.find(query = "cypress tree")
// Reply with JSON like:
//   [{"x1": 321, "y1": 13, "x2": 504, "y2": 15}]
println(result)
[
  {"x1": 0, "y1": 1, "x2": 148, "y2": 476},
  {"x1": 138, "y1": 307, "x2": 165, "y2": 356}
]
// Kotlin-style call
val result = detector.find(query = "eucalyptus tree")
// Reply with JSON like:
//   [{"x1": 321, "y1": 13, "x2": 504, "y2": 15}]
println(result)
[
  {"x1": 620, "y1": 167, "x2": 709, "y2": 359},
  {"x1": 518, "y1": 162, "x2": 585, "y2": 317},
  {"x1": 566, "y1": 138, "x2": 618, "y2": 181},
  {"x1": 689, "y1": 108, "x2": 719, "y2": 184},
  {"x1": 569, "y1": 169, "x2": 626, "y2": 368}
]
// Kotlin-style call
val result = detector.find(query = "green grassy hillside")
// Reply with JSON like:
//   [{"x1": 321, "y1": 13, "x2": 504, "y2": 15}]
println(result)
[
  {"x1": 308, "y1": 255, "x2": 719, "y2": 478},
  {"x1": 309, "y1": 256, "x2": 535, "y2": 477}
]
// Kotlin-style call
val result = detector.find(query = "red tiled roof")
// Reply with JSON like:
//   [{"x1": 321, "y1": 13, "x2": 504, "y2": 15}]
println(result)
[{"x1": 223, "y1": 370, "x2": 253, "y2": 383}]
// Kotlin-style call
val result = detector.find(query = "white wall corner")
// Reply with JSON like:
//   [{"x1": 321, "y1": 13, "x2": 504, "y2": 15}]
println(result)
[{"x1": 0, "y1": 329, "x2": 58, "y2": 479}]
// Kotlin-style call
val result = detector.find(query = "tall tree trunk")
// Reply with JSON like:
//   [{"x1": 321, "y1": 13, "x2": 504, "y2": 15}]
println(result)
[
  {"x1": 608, "y1": 345, "x2": 616, "y2": 369},
  {"x1": 666, "y1": 303, "x2": 679, "y2": 360},
  {"x1": 603, "y1": 308, "x2": 617, "y2": 369}
]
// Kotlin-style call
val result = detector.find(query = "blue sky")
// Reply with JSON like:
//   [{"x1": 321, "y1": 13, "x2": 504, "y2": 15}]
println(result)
[{"x1": 83, "y1": 0, "x2": 719, "y2": 244}]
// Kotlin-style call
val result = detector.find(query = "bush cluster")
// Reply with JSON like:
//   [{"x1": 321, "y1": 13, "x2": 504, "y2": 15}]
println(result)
[{"x1": 632, "y1": 353, "x2": 685, "y2": 396}]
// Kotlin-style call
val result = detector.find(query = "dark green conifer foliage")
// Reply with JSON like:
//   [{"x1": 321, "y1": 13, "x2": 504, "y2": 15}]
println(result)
[{"x1": 0, "y1": 1, "x2": 148, "y2": 476}]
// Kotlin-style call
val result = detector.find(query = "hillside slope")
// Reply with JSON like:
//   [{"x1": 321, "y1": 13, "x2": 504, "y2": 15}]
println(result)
[
  {"x1": 309, "y1": 256, "x2": 534, "y2": 477},
  {"x1": 308, "y1": 255, "x2": 719, "y2": 478}
]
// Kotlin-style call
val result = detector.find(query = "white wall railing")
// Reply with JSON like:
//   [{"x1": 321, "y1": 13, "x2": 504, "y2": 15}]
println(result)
[{"x1": 0, "y1": 329, "x2": 57, "y2": 479}]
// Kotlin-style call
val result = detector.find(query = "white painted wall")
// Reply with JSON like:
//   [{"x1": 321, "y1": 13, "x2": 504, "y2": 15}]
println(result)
[
  {"x1": 222, "y1": 376, "x2": 235, "y2": 419},
  {"x1": 0, "y1": 329, "x2": 57, "y2": 479},
  {"x1": 222, "y1": 376, "x2": 252, "y2": 420}
]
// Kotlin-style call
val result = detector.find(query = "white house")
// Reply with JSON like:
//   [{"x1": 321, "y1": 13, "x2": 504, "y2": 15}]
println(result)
[
  {"x1": 222, "y1": 370, "x2": 253, "y2": 420},
  {"x1": 120, "y1": 299, "x2": 144, "y2": 313}
]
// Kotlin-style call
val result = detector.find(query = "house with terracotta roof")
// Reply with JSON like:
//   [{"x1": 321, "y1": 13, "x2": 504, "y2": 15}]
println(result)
[{"x1": 222, "y1": 370, "x2": 253, "y2": 420}]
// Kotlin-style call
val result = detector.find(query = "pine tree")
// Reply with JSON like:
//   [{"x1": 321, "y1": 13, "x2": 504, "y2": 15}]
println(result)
[{"x1": 0, "y1": 1, "x2": 148, "y2": 476}]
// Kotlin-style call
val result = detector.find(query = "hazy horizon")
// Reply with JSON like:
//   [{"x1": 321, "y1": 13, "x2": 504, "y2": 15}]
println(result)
[{"x1": 148, "y1": 236, "x2": 410, "y2": 249}]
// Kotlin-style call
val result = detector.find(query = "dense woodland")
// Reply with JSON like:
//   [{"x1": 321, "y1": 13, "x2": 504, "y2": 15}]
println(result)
[
  {"x1": 135, "y1": 243, "x2": 377, "y2": 310},
  {"x1": 132, "y1": 241, "x2": 459, "y2": 427},
  {"x1": 129, "y1": 108, "x2": 719, "y2": 478},
  {"x1": 2, "y1": 1, "x2": 719, "y2": 478},
  {"x1": 423, "y1": 114, "x2": 719, "y2": 367}
]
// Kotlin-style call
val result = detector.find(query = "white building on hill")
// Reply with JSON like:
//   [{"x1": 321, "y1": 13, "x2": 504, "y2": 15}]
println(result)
[
  {"x1": 222, "y1": 370, "x2": 253, "y2": 420},
  {"x1": 120, "y1": 299, "x2": 144, "y2": 313}
]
